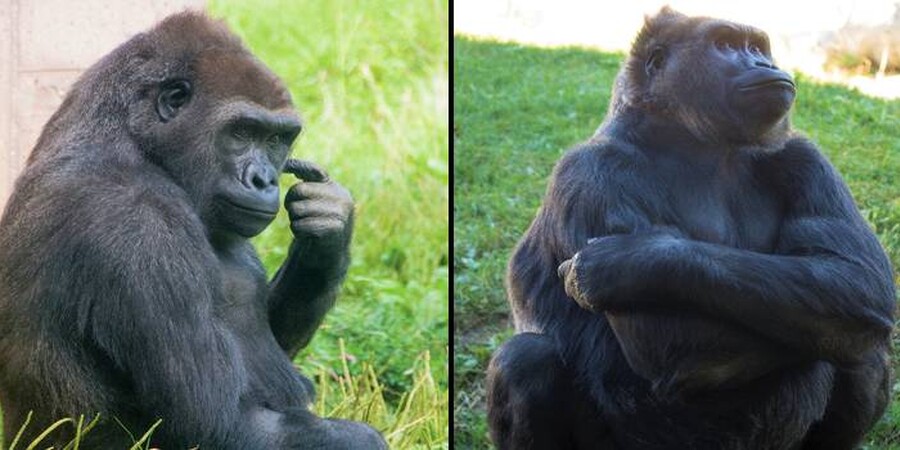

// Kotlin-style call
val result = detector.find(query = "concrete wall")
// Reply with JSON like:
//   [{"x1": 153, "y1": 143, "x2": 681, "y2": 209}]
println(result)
[{"x1": 0, "y1": 0, "x2": 205, "y2": 212}]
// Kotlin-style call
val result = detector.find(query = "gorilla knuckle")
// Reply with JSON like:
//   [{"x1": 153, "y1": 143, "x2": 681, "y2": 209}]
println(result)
[{"x1": 292, "y1": 217, "x2": 344, "y2": 238}]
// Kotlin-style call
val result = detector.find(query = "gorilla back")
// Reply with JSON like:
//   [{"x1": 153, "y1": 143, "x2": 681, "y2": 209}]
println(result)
[
  {"x1": 0, "y1": 12, "x2": 385, "y2": 449},
  {"x1": 489, "y1": 7, "x2": 894, "y2": 450}
]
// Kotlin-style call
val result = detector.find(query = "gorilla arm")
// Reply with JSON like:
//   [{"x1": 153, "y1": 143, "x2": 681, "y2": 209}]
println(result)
[
  {"x1": 77, "y1": 191, "x2": 287, "y2": 447},
  {"x1": 268, "y1": 159, "x2": 354, "y2": 356},
  {"x1": 520, "y1": 143, "x2": 794, "y2": 393},
  {"x1": 507, "y1": 143, "x2": 654, "y2": 320},
  {"x1": 562, "y1": 140, "x2": 895, "y2": 367}
]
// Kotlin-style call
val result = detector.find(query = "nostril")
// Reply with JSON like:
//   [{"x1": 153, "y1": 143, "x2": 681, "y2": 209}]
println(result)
[
  {"x1": 243, "y1": 164, "x2": 277, "y2": 191},
  {"x1": 251, "y1": 171, "x2": 268, "y2": 190},
  {"x1": 261, "y1": 166, "x2": 278, "y2": 187}
]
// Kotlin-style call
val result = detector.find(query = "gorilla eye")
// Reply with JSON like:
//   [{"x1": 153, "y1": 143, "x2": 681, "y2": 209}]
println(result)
[
  {"x1": 232, "y1": 126, "x2": 251, "y2": 140},
  {"x1": 715, "y1": 40, "x2": 733, "y2": 51},
  {"x1": 645, "y1": 47, "x2": 665, "y2": 76},
  {"x1": 156, "y1": 80, "x2": 192, "y2": 123},
  {"x1": 749, "y1": 43, "x2": 762, "y2": 54},
  {"x1": 266, "y1": 134, "x2": 284, "y2": 147}
]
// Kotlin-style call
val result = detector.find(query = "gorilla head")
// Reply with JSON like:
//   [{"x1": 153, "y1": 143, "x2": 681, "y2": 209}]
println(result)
[
  {"x1": 615, "y1": 7, "x2": 796, "y2": 144},
  {"x1": 34, "y1": 13, "x2": 302, "y2": 238}
]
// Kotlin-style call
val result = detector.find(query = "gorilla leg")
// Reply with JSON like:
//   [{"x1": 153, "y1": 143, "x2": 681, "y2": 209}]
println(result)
[
  {"x1": 279, "y1": 409, "x2": 387, "y2": 450},
  {"x1": 487, "y1": 332, "x2": 610, "y2": 450},
  {"x1": 802, "y1": 351, "x2": 890, "y2": 450}
]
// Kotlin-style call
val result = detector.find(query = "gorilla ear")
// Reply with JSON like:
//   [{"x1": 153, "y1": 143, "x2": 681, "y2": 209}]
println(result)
[
  {"x1": 645, "y1": 46, "x2": 665, "y2": 76},
  {"x1": 156, "y1": 80, "x2": 192, "y2": 122}
]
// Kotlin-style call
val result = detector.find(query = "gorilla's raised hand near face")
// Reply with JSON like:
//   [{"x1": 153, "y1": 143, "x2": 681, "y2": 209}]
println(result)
[
  {"x1": 267, "y1": 159, "x2": 356, "y2": 355},
  {"x1": 283, "y1": 158, "x2": 354, "y2": 266}
]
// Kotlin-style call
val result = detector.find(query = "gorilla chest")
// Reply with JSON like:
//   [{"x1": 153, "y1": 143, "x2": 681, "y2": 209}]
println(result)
[
  {"x1": 216, "y1": 256, "x2": 269, "y2": 324},
  {"x1": 605, "y1": 163, "x2": 789, "y2": 391},
  {"x1": 657, "y1": 172, "x2": 781, "y2": 250}
]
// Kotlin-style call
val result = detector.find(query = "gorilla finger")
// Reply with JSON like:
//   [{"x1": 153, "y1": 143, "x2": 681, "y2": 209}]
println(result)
[
  {"x1": 287, "y1": 180, "x2": 347, "y2": 199},
  {"x1": 285, "y1": 200, "x2": 348, "y2": 220},
  {"x1": 290, "y1": 212, "x2": 347, "y2": 227},
  {"x1": 283, "y1": 158, "x2": 329, "y2": 183},
  {"x1": 557, "y1": 259, "x2": 573, "y2": 279},
  {"x1": 285, "y1": 182, "x2": 352, "y2": 205},
  {"x1": 291, "y1": 217, "x2": 346, "y2": 238}
]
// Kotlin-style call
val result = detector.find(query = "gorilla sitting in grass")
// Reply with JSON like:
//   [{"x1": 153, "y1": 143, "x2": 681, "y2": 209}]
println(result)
[
  {"x1": 488, "y1": 8, "x2": 894, "y2": 450},
  {"x1": 0, "y1": 11, "x2": 386, "y2": 449}
]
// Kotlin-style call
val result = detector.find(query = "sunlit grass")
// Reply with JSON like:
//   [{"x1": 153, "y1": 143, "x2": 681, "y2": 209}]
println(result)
[
  {"x1": 214, "y1": 0, "x2": 450, "y2": 445},
  {"x1": 5, "y1": 346, "x2": 446, "y2": 449},
  {"x1": 209, "y1": 0, "x2": 449, "y2": 399}
]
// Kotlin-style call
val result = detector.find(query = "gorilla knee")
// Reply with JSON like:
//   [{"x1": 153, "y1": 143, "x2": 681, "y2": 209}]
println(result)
[
  {"x1": 487, "y1": 333, "x2": 572, "y2": 448},
  {"x1": 282, "y1": 410, "x2": 387, "y2": 450},
  {"x1": 321, "y1": 419, "x2": 387, "y2": 450},
  {"x1": 488, "y1": 333, "x2": 566, "y2": 402}
]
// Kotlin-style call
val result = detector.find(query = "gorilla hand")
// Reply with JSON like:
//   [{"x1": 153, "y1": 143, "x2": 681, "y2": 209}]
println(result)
[
  {"x1": 558, "y1": 229, "x2": 688, "y2": 312},
  {"x1": 283, "y1": 159, "x2": 354, "y2": 268}
]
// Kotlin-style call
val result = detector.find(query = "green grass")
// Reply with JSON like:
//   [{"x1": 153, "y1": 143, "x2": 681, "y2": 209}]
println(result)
[
  {"x1": 209, "y1": 0, "x2": 449, "y2": 400},
  {"x1": 0, "y1": 1, "x2": 448, "y2": 448},
  {"x1": 453, "y1": 35, "x2": 900, "y2": 449},
  {"x1": 215, "y1": 0, "x2": 449, "y2": 446}
]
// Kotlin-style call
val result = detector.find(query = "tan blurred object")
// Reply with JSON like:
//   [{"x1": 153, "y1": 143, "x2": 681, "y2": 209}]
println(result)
[{"x1": 0, "y1": 0, "x2": 206, "y2": 212}]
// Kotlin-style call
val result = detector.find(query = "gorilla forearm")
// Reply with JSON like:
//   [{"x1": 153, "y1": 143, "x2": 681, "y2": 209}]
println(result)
[
  {"x1": 661, "y1": 239, "x2": 893, "y2": 363},
  {"x1": 267, "y1": 159, "x2": 355, "y2": 355},
  {"x1": 570, "y1": 231, "x2": 893, "y2": 364},
  {"x1": 557, "y1": 142, "x2": 893, "y2": 365},
  {"x1": 269, "y1": 239, "x2": 350, "y2": 355}
]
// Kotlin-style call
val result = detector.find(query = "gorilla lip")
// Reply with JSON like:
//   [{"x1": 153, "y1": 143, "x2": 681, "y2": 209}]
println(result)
[
  {"x1": 738, "y1": 78, "x2": 795, "y2": 92},
  {"x1": 223, "y1": 200, "x2": 278, "y2": 219}
]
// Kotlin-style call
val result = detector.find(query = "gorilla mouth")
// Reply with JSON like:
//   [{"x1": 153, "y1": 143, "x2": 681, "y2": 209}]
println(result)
[
  {"x1": 223, "y1": 200, "x2": 278, "y2": 219},
  {"x1": 739, "y1": 78, "x2": 795, "y2": 92}
]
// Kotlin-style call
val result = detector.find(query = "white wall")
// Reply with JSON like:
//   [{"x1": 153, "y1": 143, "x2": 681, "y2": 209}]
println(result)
[{"x1": 0, "y1": 0, "x2": 206, "y2": 212}]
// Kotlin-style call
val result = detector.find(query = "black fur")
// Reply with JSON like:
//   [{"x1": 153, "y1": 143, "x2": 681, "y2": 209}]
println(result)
[
  {"x1": 0, "y1": 11, "x2": 385, "y2": 449},
  {"x1": 488, "y1": 8, "x2": 894, "y2": 450}
]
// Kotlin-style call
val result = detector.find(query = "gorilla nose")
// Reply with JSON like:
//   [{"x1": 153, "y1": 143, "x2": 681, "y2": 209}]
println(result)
[
  {"x1": 243, "y1": 163, "x2": 278, "y2": 191},
  {"x1": 241, "y1": 163, "x2": 280, "y2": 212}
]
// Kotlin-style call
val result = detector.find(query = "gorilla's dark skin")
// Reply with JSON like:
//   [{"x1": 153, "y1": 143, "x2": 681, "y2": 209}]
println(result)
[
  {"x1": 0, "y1": 12, "x2": 386, "y2": 449},
  {"x1": 487, "y1": 8, "x2": 895, "y2": 450}
]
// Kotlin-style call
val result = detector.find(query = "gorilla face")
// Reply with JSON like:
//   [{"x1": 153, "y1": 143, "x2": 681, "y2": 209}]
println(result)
[
  {"x1": 139, "y1": 48, "x2": 302, "y2": 238},
  {"x1": 635, "y1": 15, "x2": 795, "y2": 144},
  {"x1": 707, "y1": 26, "x2": 796, "y2": 132},
  {"x1": 211, "y1": 102, "x2": 301, "y2": 237}
]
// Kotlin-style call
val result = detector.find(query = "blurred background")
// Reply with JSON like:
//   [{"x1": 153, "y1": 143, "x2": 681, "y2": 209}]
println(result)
[{"x1": 454, "y1": 0, "x2": 900, "y2": 98}]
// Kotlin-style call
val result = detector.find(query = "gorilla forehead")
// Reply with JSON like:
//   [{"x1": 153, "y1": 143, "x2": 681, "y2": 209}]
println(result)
[
  {"x1": 630, "y1": 8, "x2": 766, "y2": 58},
  {"x1": 143, "y1": 11, "x2": 293, "y2": 110},
  {"x1": 195, "y1": 50, "x2": 294, "y2": 111}
]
